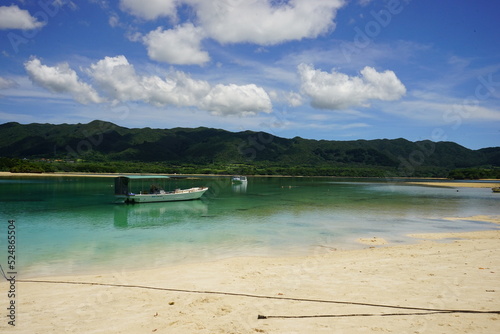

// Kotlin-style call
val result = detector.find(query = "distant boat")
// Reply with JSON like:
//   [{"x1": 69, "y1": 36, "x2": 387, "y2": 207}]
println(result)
[
  {"x1": 492, "y1": 187, "x2": 500, "y2": 193},
  {"x1": 231, "y1": 175, "x2": 248, "y2": 183},
  {"x1": 115, "y1": 175, "x2": 208, "y2": 204}
]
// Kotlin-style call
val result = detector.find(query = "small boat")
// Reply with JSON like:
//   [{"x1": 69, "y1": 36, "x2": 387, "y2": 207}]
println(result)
[
  {"x1": 231, "y1": 175, "x2": 248, "y2": 183},
  {"x1": 115, "y1": 175, "x2": 208, "y2": 204},
  {"x1": 492, "y1": 187, "x2": 500, "y2": 193}
]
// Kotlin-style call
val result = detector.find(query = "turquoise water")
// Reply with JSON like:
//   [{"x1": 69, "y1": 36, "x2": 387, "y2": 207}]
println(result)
[{"x1": 0, "y1": 176, "x2": 498, "y2": 278}]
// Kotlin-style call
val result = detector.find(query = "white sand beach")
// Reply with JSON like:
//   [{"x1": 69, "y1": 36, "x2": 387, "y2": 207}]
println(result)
[
  {"x1": 1, "y1": 217, "x2": 499, "y2": 333},
  {"x1": 403, "y1": 181, "x2": 500, "y2": 189}
]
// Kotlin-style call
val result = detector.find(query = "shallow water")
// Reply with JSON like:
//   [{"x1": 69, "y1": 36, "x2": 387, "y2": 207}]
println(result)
[{"x1": 0, "y1": 176, "x2": 498, "y2": 277}]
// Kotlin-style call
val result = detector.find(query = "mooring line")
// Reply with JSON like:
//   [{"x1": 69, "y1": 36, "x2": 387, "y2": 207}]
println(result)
[
  {"x1": 12, "y1": 278, "x2": 500, "y2": 319},
  {"x1": 258, "y1": 311, "x2": 456, "y2": 319},
  {"x1": 257, "y1": 310, "x2": 500, "y2": 319}
]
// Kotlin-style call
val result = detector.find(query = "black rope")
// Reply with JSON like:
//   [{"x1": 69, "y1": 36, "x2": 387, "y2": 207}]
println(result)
[
  {"x1": 14, "y1": 278, "x2": 500, "y2": 319},
  {"x1": 258, "y1": 311, "x2": 456, "y2": 319},
  {"x1": 258, "y1": 310, "x2": 500, "y2": 319},
  {"x1": 0, "y1": 264, "x2": 8, "y2": 281}
]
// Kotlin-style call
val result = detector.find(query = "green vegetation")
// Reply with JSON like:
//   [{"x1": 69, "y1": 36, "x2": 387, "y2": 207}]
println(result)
[
  {"x1": 448, "y1": 168, "x2": 500, "y2": 180},
  {"x1": 1, "y1": 120, "x2": 499, "y2": 178}
]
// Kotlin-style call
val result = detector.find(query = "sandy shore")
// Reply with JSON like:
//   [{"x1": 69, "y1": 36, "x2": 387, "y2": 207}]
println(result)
[
  {"x1": 1, "y1": 172, "x2": 499, "y2": 187},
  {"x1": 0, "y1": 171, "x2": 119, "y2": 178},
  {"x1": 2, "y1": 225, "x2": 499, "y2": 333},
  {"x1": 403, "y1": 181, "x2": 500, "y2": 189}
]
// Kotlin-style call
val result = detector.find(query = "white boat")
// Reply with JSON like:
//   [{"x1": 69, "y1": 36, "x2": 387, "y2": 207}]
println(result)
[
  {"x1": 115, "y1": 176, "x2": 208, "y2": 204},
  {"x1": 231, "y1": 175, "x2": 248, "y2": 183}
]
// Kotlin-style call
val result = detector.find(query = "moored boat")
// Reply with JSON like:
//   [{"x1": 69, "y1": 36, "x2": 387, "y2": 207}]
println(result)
[
  {"x1": 231, "y1": 175, "x2": 247, "y2": 183},
  {"x1": 492, "y1": 187, "x2": 500, "y2": 193},
  {"x1": 115, "y1": 175, "x2": 208, "y2": 203}
]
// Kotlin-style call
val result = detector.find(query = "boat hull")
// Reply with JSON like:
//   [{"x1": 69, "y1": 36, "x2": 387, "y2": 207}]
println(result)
[{"x1": 116, "y1": 187, "x2": 208, "y2": 204}]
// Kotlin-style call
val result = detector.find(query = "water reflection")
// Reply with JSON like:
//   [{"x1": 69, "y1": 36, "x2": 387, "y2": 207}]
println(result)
[
  {"x1": 231, "y1": 182, "x2": 247, "y2": 193},
  {"x1": 113, "y1": 200, "x2": 208, "y2": 228}
]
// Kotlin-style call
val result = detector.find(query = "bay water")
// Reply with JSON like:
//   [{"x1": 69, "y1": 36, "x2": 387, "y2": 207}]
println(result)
[{"x1": 0, "y1": 176, "x2": 498, "y2": 278}]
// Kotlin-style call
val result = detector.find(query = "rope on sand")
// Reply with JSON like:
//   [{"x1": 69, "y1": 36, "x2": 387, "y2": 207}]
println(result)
[
  {"x1": 257, "y1": 310, "x2": 500, "y2": 319},
  {"x1": 3, "y1": 273, "x2": 499, "y2": 320}
]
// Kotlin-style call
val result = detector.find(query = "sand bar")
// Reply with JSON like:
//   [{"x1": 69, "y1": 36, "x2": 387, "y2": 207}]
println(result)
[
  {"x1": 0, "y1": 171, "x2": 119, "y2": 178},
  {"x1": 1, "y1": 228, "x2": 499, "y2": 333},
  {"x1": 1, "y1": 172, "x2": 499, "y2": 187},
  {"x1": 443, "y1": 215, "x2": 500, "y2": 225},
  {"x1": 403, "y1": 181, "x2": 500, "y2": 189}
]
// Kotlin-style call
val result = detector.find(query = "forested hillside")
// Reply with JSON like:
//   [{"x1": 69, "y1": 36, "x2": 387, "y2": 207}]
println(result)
[{"x1": 1, "y1": 120, "x2": 499, "y2": 178}]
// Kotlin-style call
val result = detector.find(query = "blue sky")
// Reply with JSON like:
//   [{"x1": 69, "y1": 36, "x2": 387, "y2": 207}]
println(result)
[{"x1": 0, "y1": 0, "x2": 499, "y2": 150}]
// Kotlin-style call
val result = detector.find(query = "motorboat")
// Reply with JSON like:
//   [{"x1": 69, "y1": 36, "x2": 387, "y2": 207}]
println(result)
[{"x1": 115, "y1": 175, "x2": 208, "y2": 203}]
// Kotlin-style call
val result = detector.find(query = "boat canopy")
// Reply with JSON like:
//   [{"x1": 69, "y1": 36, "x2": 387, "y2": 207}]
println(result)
[
  {"x1": 116, "y1": 175, "x2": 171, "y2": 179},
  {"x1": 114, "y1": 175, "x2": 171, "y2": 195}
]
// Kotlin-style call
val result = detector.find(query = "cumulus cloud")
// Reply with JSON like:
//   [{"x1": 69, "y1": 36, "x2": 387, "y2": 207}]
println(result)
[
  {"x1": 189, "y1": 0, "x2": 345, "y2": 45},
  {"x1": 298, "y1": 63, "x2": 406, "y2": 110},
  {"x1": 24, "y1": 58, "x2": 103, "y2": 104},
  {"x1": 121, "y1": 0, "x2": 345, "y2": 64},
  {"x1": 201, "y1": 84, "x2": 272, "y2": 116},
  {"x1": 0, "y1": 5, "x2": 46, "y2": 30},
  {"x1": 23, "y1": 55, "x2": 272, "y2": 115},
  {"x1": 142, "y1": 24, "x2": 210, "y2": 65},
  {"x1": 86, "y1": 55, "x2": 272, "y2": 115},
  {"x1": 87, "y1": 55, "x2": 211, "y2": 106},
  {"x1": 87, "y1": 55, "x2": 145, "y2": 101},
  {"x1": 119, "y1": 0, "x2": 177, "y2": 20}
]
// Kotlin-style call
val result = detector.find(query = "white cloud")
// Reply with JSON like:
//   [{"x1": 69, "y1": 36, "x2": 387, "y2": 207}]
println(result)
[
  {"x1": 119, "y1": 0, "x2": 177, "y2": 20},
  {"x1": 0, "y1": 77, "x2": 18, "y2": 89},
  {"x1": 201, "y1": 83, "x2": 272, "y2": 116},
  {"x1": 108, "y1": 13, "x2": 120, "y2": 27},
  {"x1": 0, "y1": 5, "x2": 46, "y2": 30},
  {"x1": 24, "y1": 58, "x2": 103, "y2": 104},
  {"x1": 285, "y1": 92, "x2": 304, "y2": 107},
  {"x1": 87, "y1": 55, "x2": 145, "y2": 101},
  {"x1": 269, "y1": 90, "x2": 304, "y2": 107},
  {"x1": 298, "y1": 63, "x2": 406, "y2": 110},
  {"x1": 22, "y1": 55, "x2": 272, "y2": 116},
  {"x1": 87, "y1": 55, "x2": 212, "y2": 106},
  {"x1": 86, "y1": 55, "x2": 271, "y2": 115},
  {"x1": 392, "y1": 97, "x2": 500, "y2": 124},
  {"x1": 129, "y1": 0, "x2": 345, "y2": 64},
  {"x1": 189, "y1": 0, "x2": 345, "y2": 45},
  {"x1": 142, "y1": 24, "x2": 210, "y2": 65}
]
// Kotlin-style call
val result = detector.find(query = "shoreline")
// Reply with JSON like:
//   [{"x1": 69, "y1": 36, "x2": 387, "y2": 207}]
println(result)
[
  {"x1": 1, "y1": 171, "x2": 499, "y2": 185},
  {"x1": 2, "y1": 224, "x2": 499, "y2": 333},
  {"x1": 402, "y1": 181, "x2": 500, "y2": 189}
]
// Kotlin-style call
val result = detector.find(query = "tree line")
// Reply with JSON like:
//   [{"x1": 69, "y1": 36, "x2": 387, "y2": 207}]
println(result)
[{"x1": 1, "y1": 157, "x2": 498, "y2": 179}]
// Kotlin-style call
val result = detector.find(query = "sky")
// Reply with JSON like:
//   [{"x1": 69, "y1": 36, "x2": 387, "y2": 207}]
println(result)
[{"x1": 0, "y1": 0, "x2": 499, "y2": 150}]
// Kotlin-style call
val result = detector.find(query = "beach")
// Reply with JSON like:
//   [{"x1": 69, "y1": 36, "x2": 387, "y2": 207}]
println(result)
[
  {"x1": 0, "y1": 172, "x2": 119, "y2": 178},
  {"x1": 402, "y1": 181, "x2": 500, "y2": 189},
  {"x1": 1, "y1": 171, "x2": 499, "y2": 187},
  {"x1": 2, "y1": 217, "x2": 499, "y2": 333}
]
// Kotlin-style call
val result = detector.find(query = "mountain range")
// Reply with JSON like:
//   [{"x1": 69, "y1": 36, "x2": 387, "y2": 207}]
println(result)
[{"x1": 1, "y1": 120, "x2": 499, "y2": 174}]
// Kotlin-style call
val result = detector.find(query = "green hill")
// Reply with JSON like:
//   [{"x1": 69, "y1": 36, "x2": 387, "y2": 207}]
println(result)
[{"x1": 0, "y1": 120, "x2": 499, "y2": 177}]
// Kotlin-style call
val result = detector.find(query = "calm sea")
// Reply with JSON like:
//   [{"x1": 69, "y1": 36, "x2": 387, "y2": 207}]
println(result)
[{"x1": 0, "y1": 176, "x2": 498, "y2": 278}]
